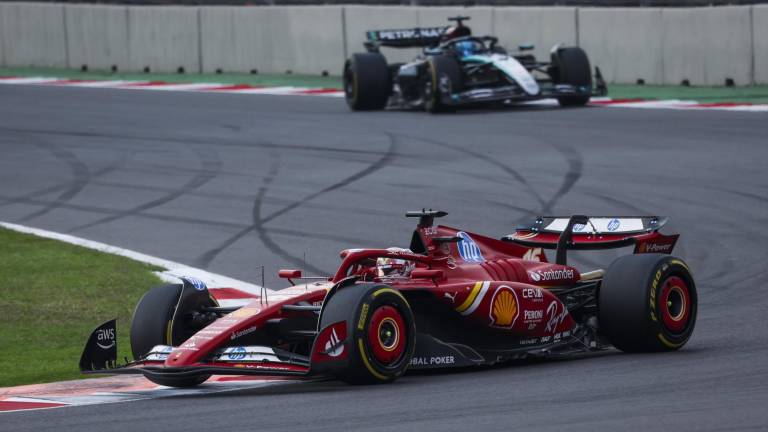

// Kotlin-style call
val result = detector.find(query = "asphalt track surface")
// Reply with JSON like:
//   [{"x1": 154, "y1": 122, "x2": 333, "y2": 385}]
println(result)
[{"x1": 1, "y1": 85, "x2": 767, "y2": 431}]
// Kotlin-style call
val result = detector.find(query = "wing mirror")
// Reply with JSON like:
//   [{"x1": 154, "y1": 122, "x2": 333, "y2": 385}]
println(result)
[{"x1": 278, "y1": 269, "x2": 302, "y2": 285}]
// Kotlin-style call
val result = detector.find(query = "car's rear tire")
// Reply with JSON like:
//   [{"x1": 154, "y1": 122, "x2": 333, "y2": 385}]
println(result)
[
  {"x1": 552, "y1": 47, "x2": 592, "y2": 107},
  {"x1": 599, "y1": 254, "x2": 697, "y2": 352},
  {"x1": 343, "y1": 53, "x2": 390, "y2": 111},
  {"x1": 316, "y1": 283, "x2": 416, "y2": 384},
  {"x1": 130, "y1": 283, "x2": 216, "y2": 387},
  {"x1": 424, "y1": 55, "x2": 462, "y2": 113}
]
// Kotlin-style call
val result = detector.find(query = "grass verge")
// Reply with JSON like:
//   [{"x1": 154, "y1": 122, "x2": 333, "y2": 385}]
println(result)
[
  {"x1": 0, "y1": 227, "x2": 163, "y2": 388},
  {"x1": 2, "y1": 66, "x2": 768, "y2": 103}
]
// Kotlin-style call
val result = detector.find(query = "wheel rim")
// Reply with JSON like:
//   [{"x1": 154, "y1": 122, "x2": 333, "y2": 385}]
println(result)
[
  {"x1": 343, "y1": 65, "x2": 355, "y2": 100},
  {"x1": 367, "y1": 305, "x2": 406, "y2": 366},
  {"x1": 660, "y1": 276, "x2": 691, "y2": 334},
  {"x1": 424, "y1": 80, "x2": 433, "y2": 107}
]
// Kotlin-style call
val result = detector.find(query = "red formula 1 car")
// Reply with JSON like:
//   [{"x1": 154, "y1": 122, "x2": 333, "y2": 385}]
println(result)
[{"x1": 80, "y1": 211, "x2": 697, "y2": 386}]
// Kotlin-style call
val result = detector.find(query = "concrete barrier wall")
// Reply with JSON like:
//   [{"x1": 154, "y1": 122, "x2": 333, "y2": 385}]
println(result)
[
  {"x1": 200, "y1": 7, "x2": 258, "y2": 73},
  {"x1": 752, "y1": 5, "x2": 767, "y2": 84},
  {"x1": 0, "y1": 3, "x2": 68, "y2": 68},
  {"x1": 200, "y1": 6, "x2": 344, "y2": 75},
  {"x1": 128, "y1": 6, "x2": 200, "y2": 73},
  {"x1": 65, "y1": 5, "x2": 129, "y2": 71},
  {"x1": 0, "y1": 3, "x2": 762, "y2": 85},
  {"x1": 578, "y1": 8, "x2": 663, "y2": 85},
  {"x1": 260, "y1": 6, "x2": 345, "y2": 75},
  {"x1": 494, "y1": 7, "x2": 576, "y2": 64},
  {"x1": 662, "y1": 6, "x2": 752, "y2": 85}
]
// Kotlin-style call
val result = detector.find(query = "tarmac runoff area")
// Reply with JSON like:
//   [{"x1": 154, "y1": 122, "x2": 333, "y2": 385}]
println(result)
[{"x1": 0, "y1": 83, "x2": 766, "y2": 430}]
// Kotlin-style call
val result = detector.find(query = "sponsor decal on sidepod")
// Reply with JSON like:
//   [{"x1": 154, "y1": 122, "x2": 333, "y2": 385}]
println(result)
[
  {"x1": 456, "y1": 231, "x2": 484, "y2": 263},
  {"x1": 528, "y1": 268, "x2": 575, "y2": 282},
  {"x1": 489, "y1": 286, "x2": 520, "y2": 329}
]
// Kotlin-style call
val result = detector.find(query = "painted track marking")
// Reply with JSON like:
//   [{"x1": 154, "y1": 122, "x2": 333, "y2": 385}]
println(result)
[{"x1": 1, "y1": 77, "x2": 766, "y2": 111}]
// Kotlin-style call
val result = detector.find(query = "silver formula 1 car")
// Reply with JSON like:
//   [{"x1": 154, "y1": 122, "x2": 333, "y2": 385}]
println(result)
[{"x1": 343, "y1": 16, "x2": 607, "y2": 113}]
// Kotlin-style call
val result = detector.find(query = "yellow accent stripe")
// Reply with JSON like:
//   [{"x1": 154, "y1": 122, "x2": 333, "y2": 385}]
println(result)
[
  {"x1": 372, "y1": 287, "x2": 407, "y2": 303},
  {"x1": 455, "y1": 282, "x2": 483, "y2": 313},
  {"x1": 165, "y1": 320, "x2": 173, "y2": 345},
  {"x1": 357, "y1": 338, "x2": 388, "y2": 381},
  {"x1": 669, "y1": 259, "x2": 691, "y2": 273},
  {"x1": 658, "y1": 333, "x2": 684, "y2": 349}
]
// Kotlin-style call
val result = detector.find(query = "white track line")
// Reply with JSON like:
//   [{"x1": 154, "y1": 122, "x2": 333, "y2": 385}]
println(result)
[{"x1": 0, "y1": 221, "x2": 269, "y2": 294}]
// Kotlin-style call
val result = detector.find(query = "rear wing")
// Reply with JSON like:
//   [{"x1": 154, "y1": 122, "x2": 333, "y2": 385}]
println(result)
[
  {"x1": 503, "y1": 215, "x2": 679, "y2": 264},
  {"x1": 364, "y1": 27, "x2": 446, "y2": 51}
]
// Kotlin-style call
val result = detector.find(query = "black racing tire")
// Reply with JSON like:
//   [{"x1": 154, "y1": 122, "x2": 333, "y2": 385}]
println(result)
[
  {"x1": 343, "y1": 53, "x2": 390, "y2": 111},
  {"x1": 424, "y1": 55, "x2": 462, "y2": 113},
  {"x1": 552, "y1": 47, "x2": 592, "y2": 107},
  {"x1": 142, "y1": 373, "x2": 210, "y2": 388},
  {"x1": 599, "y1": 254, "x2": 697, "y2": 353},
  {"x1": 317, "y1": 283, "x2": 416, "y2": 384},
  {"x1": 130, "y1": 283, "x2": 216, "y2": 387}
]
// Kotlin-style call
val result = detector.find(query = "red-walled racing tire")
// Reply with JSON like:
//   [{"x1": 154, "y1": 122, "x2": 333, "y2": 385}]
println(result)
[
  {"x1": 317, "y1": 283, "x2": 416, "y2": 384},
  {"x1": 599, "y1": 254, "x2": 697, "y2": 352}
]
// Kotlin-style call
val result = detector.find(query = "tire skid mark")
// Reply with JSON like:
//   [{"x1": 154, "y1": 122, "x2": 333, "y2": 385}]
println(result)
[
  {"x1": 539, "y1": 140, "x2": 583, "y2": 215},
  {"x1": 195, "y1": 134, "x2": 397, "y2": 273},
  {"x1": 67, "y1": 147, "x2": 222, "y2": 233},
  {"x1": 3, "y1": 130, "x2": 92, "y2": 223},
  {"x1": 194, "y1": 150, "x2": 281, "y2": 270},
  {"x1": 396, "y1": 133, "x2": 547, "y2": 211},
  {"x1": 0, "y1": 151, "x2": 134, "y2": 212},
  {"x1": 1, "y1": 126, "x2": 392, "y2": 157},
  {"x1": 395, "y1": 132, "x2": 583, "y2": 222}
]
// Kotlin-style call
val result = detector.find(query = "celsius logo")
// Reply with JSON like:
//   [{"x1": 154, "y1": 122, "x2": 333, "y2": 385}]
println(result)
[
  {"x1": 457, "y1": 232, "x2": 484, "y2": 263},
  {"x1": 227, "y1": 346, "x2": 247, "y2": 360},
  {"x1": 324, "y1": 328, "x2": 344, "y2": 358},
  {"x1": 607, "y1": 219, "x2": 621, "y2": 231},
  {"x1": 528, "y1": 268, "x2": 575, "y2": 282},
  {"x1": 96, "y1": 328, "x2": 115, "y2": 349}
]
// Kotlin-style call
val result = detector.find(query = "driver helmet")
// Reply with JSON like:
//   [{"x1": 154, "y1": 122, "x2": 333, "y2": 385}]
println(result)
[
  {"x1": 454, "y1": 40, "x2": 483, "y2": 57},
  {"x1": 376, "y1": 248, "x2": 415, "y2": 278}
]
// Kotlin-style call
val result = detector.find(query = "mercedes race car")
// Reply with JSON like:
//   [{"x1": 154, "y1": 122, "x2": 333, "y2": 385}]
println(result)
[
  {"x1": 343, "y1": 17, "x2": 607, "y2": 112},
  {"x1": 81, "y1": 211, "x2": 696, "y2": 386}
]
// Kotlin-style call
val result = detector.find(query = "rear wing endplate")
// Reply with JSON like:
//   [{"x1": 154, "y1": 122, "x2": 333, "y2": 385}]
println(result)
[
  {"x1": 364, "y1": 27, "x2": 446, "y2": 51},
  {"x1": 503, "y1": 215, "x2": 679, "y2": 264}
]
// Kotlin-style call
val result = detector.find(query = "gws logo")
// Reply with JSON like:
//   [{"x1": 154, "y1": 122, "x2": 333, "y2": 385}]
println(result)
[
  {"x1": 227, "y1": 346, "x2": 247, "y2": 360},
  {"x1": 324, "y1": 328, "x2": 344, "y2": 358},
  {"x1": 96, "y1": 328, "x2": 115, "y2": 350},
  {"x1": 457, "y1": 232, "x2": 484, "y2": 263},
  {"x1": 607, "y1": 219, "x2": 621, "y2": 232}
]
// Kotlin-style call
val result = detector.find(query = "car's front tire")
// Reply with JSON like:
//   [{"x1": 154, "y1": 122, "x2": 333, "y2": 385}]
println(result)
[
  {"x1": 599, "y1": 254, "x2": 697, "y2": 352},
  {"x1": 343, "y1": 53, "x2": 390, "y2": 111},
  {"x1": 552, "y1": 47, "x2": 592, "y2": 107},
  {"x1": 424, "y1": 55, "x2": 462, "y2": 113},
  {"x1": 130, "y1": 283, "x2": 217, "y2": 387},
  {"x1": 316, "y1": 283, "x2": 416, "y2": 384}
]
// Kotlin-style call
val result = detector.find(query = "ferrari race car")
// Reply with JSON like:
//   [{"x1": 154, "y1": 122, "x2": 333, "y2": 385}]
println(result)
[
  {"x1": 81, "y1": 211, "x2": 696, "y2": 386},
  {"x1": 343, "y1": 17, "x2": 607, "y2": 112}
]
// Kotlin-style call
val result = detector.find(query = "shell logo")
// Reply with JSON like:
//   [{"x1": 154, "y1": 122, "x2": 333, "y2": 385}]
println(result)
[{"x1": 489, "y1": 286, "x2": 520, "y2": 329}]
